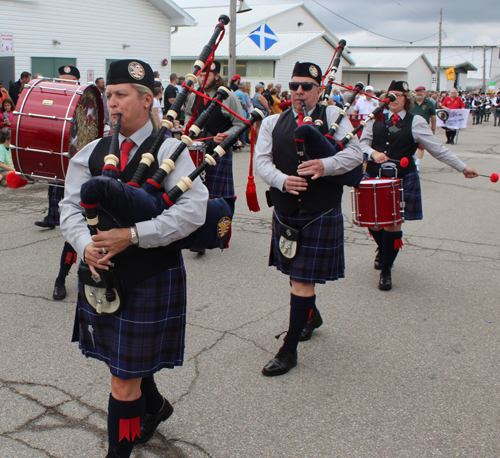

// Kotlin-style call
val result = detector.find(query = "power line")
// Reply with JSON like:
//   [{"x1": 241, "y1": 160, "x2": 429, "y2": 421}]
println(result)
[{"x1": 310, "y1": 0, "x2": 438, "y2": 44}]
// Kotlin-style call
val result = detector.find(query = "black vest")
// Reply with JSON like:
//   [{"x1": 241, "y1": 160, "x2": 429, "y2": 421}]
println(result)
[
  {"x1": 270, "y1": 106, "x2": 343, "y2": 214},
  {"x1": 88, "y1": 134, "x2": 181, "y2": 286},
  {"x1": 366, "y1": 112, "x2": 417, "y2": 178},
  {"x1": 194, "y1": 94, "x2": 233, "y2": 138}
]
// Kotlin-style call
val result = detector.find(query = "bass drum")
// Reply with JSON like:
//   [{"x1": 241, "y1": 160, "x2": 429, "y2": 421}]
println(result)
[{"x1": 11, "y1": 78, "x2": 104, "y2": 184}]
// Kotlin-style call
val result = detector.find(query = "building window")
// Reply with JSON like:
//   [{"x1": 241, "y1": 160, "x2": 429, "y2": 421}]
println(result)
[
  {"x1": 246, "y1": 61, "x2": 274, "y2": 79},
  {"x1": 31, "y1": 57, "x2": 77, "y2": 79}
]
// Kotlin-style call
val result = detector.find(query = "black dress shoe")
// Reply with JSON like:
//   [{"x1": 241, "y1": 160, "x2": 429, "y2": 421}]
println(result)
[
  {"x1": 135, "y1": 397, "x2": 173, "y2": 445},
  {"x1": 34, "y1": 216, "x2": 55, "y2": 229},
  {"x1": 299, "y1": 310, "x2": 323, "y2": 342},
  {"x1": 374, "y1": 250, "x2": 382, "y2": 270},
  {"x1": 262, "y1": 347, "x2": 297, "y2": 377},
  {"x1": 189, "y1": 248, "x2": 206, "y2": 255},
  {"x1": 52, "y1": 282, "x2": 66, "y2": 300},
  {"x1": 378, "y1": 269, "x2": 392, "y2": 291}
]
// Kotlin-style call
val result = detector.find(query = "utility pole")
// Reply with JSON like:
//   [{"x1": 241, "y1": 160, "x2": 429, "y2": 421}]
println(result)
[
  {"x1": 228, "y1": 0, "x2": 237, "y2": 81},
  {"x1": 483, "y1": 45, "x2": 486, "y2": 93},
  {"x1": 436, "y1": 8, "x2": 442, "y2": 92}
]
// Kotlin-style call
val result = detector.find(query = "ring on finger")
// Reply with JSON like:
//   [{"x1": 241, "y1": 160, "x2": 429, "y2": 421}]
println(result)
[{"x1": 102, "y1": 247, "x2": 108, "y2": 255}]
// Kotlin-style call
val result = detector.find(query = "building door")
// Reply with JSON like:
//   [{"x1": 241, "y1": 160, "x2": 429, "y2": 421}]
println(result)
[
  {"x1": 0, "y1": 56, "x2": 16, "y2": 91},
  {"x1": 31, "y1": 57, "x2": 77, "y2": 78}
]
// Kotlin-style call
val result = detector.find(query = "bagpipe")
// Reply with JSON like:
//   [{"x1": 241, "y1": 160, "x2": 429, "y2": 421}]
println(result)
[
  {"x1": 294, "y1": 92, "x2": 397, "y2": 187},
  {"x1": 80, "y1": 14, "x2": 265, "y2": 251}
]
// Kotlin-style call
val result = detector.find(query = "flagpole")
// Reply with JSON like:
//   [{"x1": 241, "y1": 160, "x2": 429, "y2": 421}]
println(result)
[{"x1": 228, "y1": 0, "x2": 237, "y2": 81}]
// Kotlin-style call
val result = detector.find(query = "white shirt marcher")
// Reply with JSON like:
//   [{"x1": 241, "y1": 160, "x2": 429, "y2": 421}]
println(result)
[{"x1": 60, "y1": 120, "x2": 209, "y2": 259}]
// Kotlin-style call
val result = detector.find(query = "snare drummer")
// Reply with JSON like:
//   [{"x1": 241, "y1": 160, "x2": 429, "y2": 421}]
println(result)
[{"x1": 360, "y1": 80, "x2": 478, "y2": 291}]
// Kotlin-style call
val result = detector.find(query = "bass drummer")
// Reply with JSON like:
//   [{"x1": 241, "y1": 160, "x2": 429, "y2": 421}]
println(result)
[
  {"x1": 183, "y1": 60, "x2": 244, "y2": 254},
  {"x1": 34, "y1": 65, "x2": 81, "y2": 301},
  {"x1": 360, "y1": 80, "x2": 478, "y2": 291}
]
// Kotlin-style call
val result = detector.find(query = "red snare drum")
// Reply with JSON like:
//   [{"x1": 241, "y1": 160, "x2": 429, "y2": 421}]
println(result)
[
  {"x1": 189, "y1": 141, "x2": 206, "y2": 167},
  {"x1": 351, "y1": 177, "x2": 405, "y2": 227},
  {"x1": 11, "y1": 79, "x2": 104, "y2": 184}
]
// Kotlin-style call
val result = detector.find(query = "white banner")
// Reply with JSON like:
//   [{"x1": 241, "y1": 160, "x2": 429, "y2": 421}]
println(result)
[
  {"x1": 436, "y1": 109, "x2": 470, "y2": 129},
  {"x1": 1, "y1": 32, "x2": 14, "y2": 55}
]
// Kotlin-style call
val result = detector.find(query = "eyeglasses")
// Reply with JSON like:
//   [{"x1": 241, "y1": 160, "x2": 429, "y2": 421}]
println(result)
[
  {"x1": 389, "y1": 92, "x2": 406, "y2": 99},
  {"x1": 289, "y1": 82, "x2": 320, "y2": 91}
]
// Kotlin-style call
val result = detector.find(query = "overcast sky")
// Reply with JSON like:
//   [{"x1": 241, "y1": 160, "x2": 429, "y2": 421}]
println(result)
[{"x1": 179, "y1": 0, "x2": 500, "y2": 47}]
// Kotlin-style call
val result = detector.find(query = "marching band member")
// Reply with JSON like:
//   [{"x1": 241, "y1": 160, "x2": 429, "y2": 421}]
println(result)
[
  {"x1": 184, "y1": 60, "x2": 244, "y2": 255},
  {"x1": 35, "y1": 65, "x2": 81, "y2": 300},
  {"x1": 493, "y1": 91, "x2": 500, "y2": 127},
  {"x1": 184, "y1": 60, "x2": 244, "y2": 200},
  {"x1": 255, "y1": 61, "x2": 363, "y2": 377},
  {"x1": 409, "y1": 86, "x2": 436, "y2": 169},
  {"x1": 60, "y1": 59, "x2": 208, "y2": 457},
  {"x1": 360, "y1": 81, "x2": 478, "y2": 291}
]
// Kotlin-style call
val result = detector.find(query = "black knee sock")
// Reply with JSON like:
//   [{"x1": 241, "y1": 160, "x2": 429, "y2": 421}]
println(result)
[
  {"x1": 381, "y1": 231, "x2": 403, "y2": 272},
  {"x1": 141, "y1": 376, "x2": 164, "y2": 415},
  {"x1": 55, "y1": 242, "x2": 77, "y2": 284},
  {"x1": 282, "y1": 294, "x2": 315, "y2": 355},
  {"x1": 369, "y1": 228, "x2": 384, "y2": 253},
  {"x1": 107, "y1": 394, "x2": 145, "y2": 458}
]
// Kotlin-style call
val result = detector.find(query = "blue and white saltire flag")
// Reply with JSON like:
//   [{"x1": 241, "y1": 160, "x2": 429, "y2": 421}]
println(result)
[{"x1": 248, "y1": 23, "x2": 279, "y2": 51}]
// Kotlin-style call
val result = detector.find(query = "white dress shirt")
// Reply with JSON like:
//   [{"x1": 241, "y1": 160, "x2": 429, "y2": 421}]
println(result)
[
  {"x1": 60, "y1": 120, "x2": 209, "y2": 259},
  {"x1": 359, "y1": 110, "x2": 467, "y2": 172},
  {"x1": 255, "y1": 105, "x2": 364, "y2": 192}
]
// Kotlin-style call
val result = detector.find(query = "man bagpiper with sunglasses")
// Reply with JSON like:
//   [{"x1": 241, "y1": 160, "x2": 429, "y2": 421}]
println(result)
[{"x1": 255, "y1": 61, "x2": 363, "y2": 376}]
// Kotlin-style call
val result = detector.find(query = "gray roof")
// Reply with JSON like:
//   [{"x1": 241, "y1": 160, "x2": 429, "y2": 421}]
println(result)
[{"x1": 347, "y1": 52, "x2": 436, "y2": 73}]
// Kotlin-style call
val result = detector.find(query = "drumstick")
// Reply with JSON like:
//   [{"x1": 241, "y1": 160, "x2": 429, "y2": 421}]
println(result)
[
  {"x1": 478, "y1": 173, "x2": 499, "y2": 183},
  {"x1": 372, "y1": 157, "x2": 409, "y2": 167}
]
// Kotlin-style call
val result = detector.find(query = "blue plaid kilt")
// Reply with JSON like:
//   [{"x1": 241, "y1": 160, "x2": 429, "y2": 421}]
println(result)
[
  {"x1": 365, "y1": 169, "x2": 423, "y2": 221},
  {"x1": 72, "y1": 262, "x2": 187, "y2": 379},
  {"x1": 203, "y1": 147, "x2": 234, "y2": 199},
  {"x1": 269, "y1": 206, "x2": 345, "y2": 284},
  {"x1": 48, "y1": 185, "x2": 64, "y2": 226}
]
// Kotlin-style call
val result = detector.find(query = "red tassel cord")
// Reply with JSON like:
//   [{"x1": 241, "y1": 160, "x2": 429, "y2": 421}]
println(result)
[{"x1": 394, "y1": 238, "x2": 404, "y2": 250}]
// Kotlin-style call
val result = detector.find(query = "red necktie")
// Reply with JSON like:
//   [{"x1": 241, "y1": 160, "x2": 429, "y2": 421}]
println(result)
[
  {"x1": 392, "y1": 114, "x2": 400, "y2": 126},
  {"x1": 120, "y1": 140, "x2": 134, "y2": 171},
  {"x1": 297, "y1": 113, "x2": 304, "y2": 126}
]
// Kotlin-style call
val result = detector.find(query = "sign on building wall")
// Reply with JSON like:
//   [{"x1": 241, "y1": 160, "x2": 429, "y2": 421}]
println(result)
[
  {"x1": 87, "y1": 70, "x2": 95, "y2": 83},
  {"x1": 1, "y1": 32, "x2": 14, "y2": 55}
]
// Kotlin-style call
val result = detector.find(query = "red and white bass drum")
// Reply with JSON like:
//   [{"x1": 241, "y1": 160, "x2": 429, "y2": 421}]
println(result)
[{"x1": 11, "y1": 78, "x2": 104, "y2": 184}]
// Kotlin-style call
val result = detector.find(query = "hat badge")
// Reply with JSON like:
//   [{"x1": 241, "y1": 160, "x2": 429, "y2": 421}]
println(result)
[
  {"x1": 128, "y1": 62, "x2": 145, "y2": 80},
  {"x1": 403, "y1": 82, "x2": 409, "y2": 91},
  {"x1": 309, "y1": 65, "x2": 318, "y2": 78},
  {"x1": 210, "y1": 63, "x2": 216, "y2": 71},
  {"x1": 64, "y1": 66, "x2": 71, "y2": 74}
]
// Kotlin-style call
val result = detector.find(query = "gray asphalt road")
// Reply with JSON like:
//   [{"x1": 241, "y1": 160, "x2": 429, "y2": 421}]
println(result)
[{"x1": 1, "y1": 119, "x2": 499, "y2": 458}]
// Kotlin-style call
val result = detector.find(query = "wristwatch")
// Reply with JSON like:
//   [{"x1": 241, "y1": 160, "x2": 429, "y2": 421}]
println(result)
[{"x1": 129, "y1": 226, "x2": 139, "y2": 245}]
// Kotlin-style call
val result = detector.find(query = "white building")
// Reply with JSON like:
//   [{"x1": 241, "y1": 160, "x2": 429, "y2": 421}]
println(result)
[
  {"x1": 341, "y1": 52, "x2": 436, "y2": 92},
  {"x1": 171, "y1": 3, "x2": 355, "y2": 93},
  {"x1": 350, "y1": 46, "x2": 495, "y2": 92},
  {"x1": 0, "y1": 0, "x2": 194, "y2": 90}
]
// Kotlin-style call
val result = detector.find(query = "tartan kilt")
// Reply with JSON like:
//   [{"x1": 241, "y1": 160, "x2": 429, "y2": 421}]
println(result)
[
  {"x1": 48, "y1": 185, "x2": 64, "y2": 226},
  {"x1": 203, "y1": 147, "x2": 234, "y2": 199},
  {"x1": 269, "y1": 206, "x2": 345, "y2": 284},
  {"x1": 365, "y1": 169, "x2": 423, "y2": 221},
  {"x1": 72, "y1": 262, "x2": 187, "y2": 379}
]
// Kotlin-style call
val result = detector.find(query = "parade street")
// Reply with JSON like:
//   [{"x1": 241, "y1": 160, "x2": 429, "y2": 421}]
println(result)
[{"x1": 0, "y1": 120, "x2": 499, "y2": 458}]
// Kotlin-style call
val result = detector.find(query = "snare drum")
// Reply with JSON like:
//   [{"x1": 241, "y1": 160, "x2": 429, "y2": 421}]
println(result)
[
  {"x1": 189, "y1": 141, "x2": 206, "y2": 167},
  {"x1": 351, "y1": 177, "x2": 405, "y2": 227},
  {"x1": 11, "y1": 78, "x2": 104, "y2": 184}
]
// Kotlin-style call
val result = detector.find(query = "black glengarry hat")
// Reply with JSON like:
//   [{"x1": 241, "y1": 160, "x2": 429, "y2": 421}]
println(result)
[
  {"x1": 106, "y1": 59, "x2": 154, "y2": 93},
  {"x1": 58, "y1": 65, "x2": 80, "y2": 80},
  {"x1": 202, "y1": 60, "x2": 221, "y2": 74},
  {"x1": 388, "y1": 80, "x2": 409, "y2": 93},
  {"x1": 292, "y1": 62, "x2": 322, "y2": 85}
]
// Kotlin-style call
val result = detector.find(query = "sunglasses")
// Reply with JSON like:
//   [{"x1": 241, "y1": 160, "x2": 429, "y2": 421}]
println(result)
[{"x1": 289, "y1": 82, "x2": 320, "y2": 91}]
